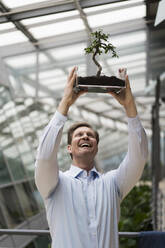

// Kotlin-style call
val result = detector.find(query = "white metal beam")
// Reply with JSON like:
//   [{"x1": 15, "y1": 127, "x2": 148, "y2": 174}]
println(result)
[{"x1": 0, "y1": 0, "x2": 130, "y2": 23}]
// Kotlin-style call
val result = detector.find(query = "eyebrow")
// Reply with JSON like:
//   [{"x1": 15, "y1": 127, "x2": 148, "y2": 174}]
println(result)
[{"x1": 75, "y1": 130, "x2": 95, "y2": 137}]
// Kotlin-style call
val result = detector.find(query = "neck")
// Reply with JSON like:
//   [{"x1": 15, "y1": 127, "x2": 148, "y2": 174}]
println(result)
[{"x1": 72, "y1": 157, "x2": 94, "y2": 172}]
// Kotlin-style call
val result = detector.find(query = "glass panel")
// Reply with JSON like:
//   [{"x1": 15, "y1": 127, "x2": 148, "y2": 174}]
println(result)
[
  {"x1": 0, "y1": 87, "x2": 11, "y2": 107},
  {"x1": 6, "y1": 53, "x2": 48, "y2": 68},
  {"x1": 0, "y1": 23, "x2": 15, "y2": 31},
  {"x1": 25, "y1": 241, "x2": 36, "y2": 248},
  {"x1": 111, "y1": 31, "x2": 146, "y2": 47},
  {"x1": 16, "y1": 184, "x2": 35, "y2": 217},
  {"x1": 0, "y1": 31, "x2": 28, "y2": 46},
  {"x1": 21, "y1": 152, "x2": 35, "y2": 177},
  {"x1": 0, "y1": 206, "x2": 7, "y2": 229},
  {"x1": 30, "y1": 180, "x2": 44, "y2": 209},
  {"x1": 22, "y1": 181, "x2": 39, "y2": 214},
  {"x1": 0, "y1": 150, "x2": 11, "y2": 185},
  {"x1": 29, "y1": 18, "x2": 85, "y2": 38},
  {"x1": 34, "y1": 236, "x2": 50, "y2": 248},
  {"x1": 3, "y1": 0, "x2": 47, "y2": 8},
  {"x1": 50, "y1": 43, "x2": 86, "y2": 60},
  {"x1": 86, "y1": 5, "x2": 146, "y2": 28},
  {"x1": 22, "y1": 10, "x2": 79, "y2": 25},
  {"x1": 84, "y1": 0, "x2": 144, "y2": 13},
  {"x1": 3, "y1": 146, "x2": 26, "y2": 181},
  {"x1": 0, "y1": 187, "x2": 25, "y2": 228}
]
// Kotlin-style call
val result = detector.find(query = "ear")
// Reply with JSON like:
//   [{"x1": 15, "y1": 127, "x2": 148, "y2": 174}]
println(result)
[{"x1": 67, "y1": 144, "x2": 72, "y2": 154}]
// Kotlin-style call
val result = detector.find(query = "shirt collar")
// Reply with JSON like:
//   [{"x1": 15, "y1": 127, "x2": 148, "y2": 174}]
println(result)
[{"x1": 68, "y1": 164, "x2": 100, "y2": 178}]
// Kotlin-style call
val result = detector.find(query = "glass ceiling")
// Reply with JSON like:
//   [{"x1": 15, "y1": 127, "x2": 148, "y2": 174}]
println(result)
[{"x1": 0, "y1": 0, "x2": 165, "y2": 171}]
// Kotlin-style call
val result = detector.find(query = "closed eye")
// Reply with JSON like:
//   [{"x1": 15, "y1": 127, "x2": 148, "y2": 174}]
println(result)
[
  {"x1": 87, "y1": 133, "x2": 95, "y2": 138},
  {"x1": 75, "y1": 132, "x2": 83, "y2": 137}
]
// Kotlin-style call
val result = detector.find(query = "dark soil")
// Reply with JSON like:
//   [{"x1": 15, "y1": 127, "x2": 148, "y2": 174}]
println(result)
[{"x1": 78, "y1": 75, "x2": 125, "y2": 87}]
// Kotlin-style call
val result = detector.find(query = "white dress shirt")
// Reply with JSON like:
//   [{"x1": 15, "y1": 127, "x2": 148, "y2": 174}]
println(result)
[{"x1": 35, "y1": 111, "x2": 148, "y2": 248}]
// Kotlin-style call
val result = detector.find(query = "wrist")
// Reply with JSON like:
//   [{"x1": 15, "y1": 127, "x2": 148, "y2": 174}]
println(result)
[
  {"x1": 124, "y1": 101, "x2": 137, "y2": 118},
  {"x1": 57, "y1": 98, "x2": 70, "y2": 116}
]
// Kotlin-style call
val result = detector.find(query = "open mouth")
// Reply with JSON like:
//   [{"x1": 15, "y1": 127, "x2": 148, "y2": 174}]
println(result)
[{"x1": 79, "y1": 143, "x2": 92, "y2": 148}]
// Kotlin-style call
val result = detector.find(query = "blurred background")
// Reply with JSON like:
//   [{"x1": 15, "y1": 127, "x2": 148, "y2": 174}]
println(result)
[{"x1": 0, "y1": 0, "x2": 165, "y2": 247}]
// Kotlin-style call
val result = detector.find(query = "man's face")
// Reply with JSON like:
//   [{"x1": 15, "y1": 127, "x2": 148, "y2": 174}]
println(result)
[{"x1": 67, "y1": 126, "x2": 98, "y2": 160}]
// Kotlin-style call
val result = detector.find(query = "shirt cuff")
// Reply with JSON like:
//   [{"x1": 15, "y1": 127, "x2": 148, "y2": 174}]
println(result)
[
  {"x1": 49, "y1": 110, "x2": 67, "y2": 127},
  {"x1": 127, "y1": 115, "x2": 142, "y2": 131}
]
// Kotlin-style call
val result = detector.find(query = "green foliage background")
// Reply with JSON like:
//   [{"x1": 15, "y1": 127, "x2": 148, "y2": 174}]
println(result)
[{"x1": 119, "y1": 184, "x2": 153, "y2": 247}]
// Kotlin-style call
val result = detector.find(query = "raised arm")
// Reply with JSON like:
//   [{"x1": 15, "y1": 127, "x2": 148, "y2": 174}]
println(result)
[
  {"x1": 114, "y1": 116, "x2": 148, "y2": 199},
  {"x1": 35, "y1": 111, "x2": 67, "y2": 199},
  {"x1": 108, "y1": 69, "x2": 148, "y2": 199},
  {"x1": 35, "y1": 67, "x2": 86, "y2": 199}
]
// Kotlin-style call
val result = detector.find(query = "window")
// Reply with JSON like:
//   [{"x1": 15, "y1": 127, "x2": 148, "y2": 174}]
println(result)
[
  {"x1": 0, "y1": 150, "x2": 11, "y2": 185},
  {"x1": 23, "y1": 182, "x2": 39, "y2": 214},
  {"x1": 0, "y1": 187, "x2": 25, "y2": 228},
  {"x1": 3, "y1": 146, "x2": 26, "y2": 181},
  {"x1": 16, "y1": 184, "x2": 35, "y2": 218}
]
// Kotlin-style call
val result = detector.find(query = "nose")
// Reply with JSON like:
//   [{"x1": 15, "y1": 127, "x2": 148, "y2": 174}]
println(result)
[{"x1": 82, "y1": 133, "x2": 89, "y2": 140}]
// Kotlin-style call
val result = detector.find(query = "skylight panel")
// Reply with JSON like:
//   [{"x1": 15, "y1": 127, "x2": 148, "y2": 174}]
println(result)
[
  {"x1": 109, "y1": 61, "x2": 146, "y2": 77},
  {"x1": 0, "y1": 30, "x2": 28, "y2": 46},
  {"x1": 128, "y1": 66, "x2": 146, "y2": 75},
  {"x1": 84, "y1": 0, "x2": 144, "y2": 13},
  {"x1": 50, "y1": 43, "x2": 86, "y2": 60},
  {"x1": 2, "y1": 0, "x2": 47, "y2": 8},
  {"x1": 86, "y1": 5, "x2": 146, "y2": 28},
  {"x1": 113, "y1": 61, "x2": 146, "y2": 74},
  {"x1": 0, "y1": 23, "x2": 15, "y2": 31},
  {"x1": 21, "y1": 10, "x2": 79, "y2": 25},
  {"x1": 107, "y1": 52, "x2": 146, "y2": 65},
  {"x1": 6, "y1": 53, "x2": 48, "y2": 68},
  {"x1": 30, "y1": 69, "x2": 64, "y2": 80},
  {"x1": 110, "y1": 31, "x2": 146, "y2": 48},
  {"x1": 29, "y1": 19, "x2": 85, "y2": 38}
]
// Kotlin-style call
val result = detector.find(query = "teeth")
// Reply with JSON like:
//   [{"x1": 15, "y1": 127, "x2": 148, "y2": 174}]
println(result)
[{"x1": 81, "y1": 143, "x2": 90, "y2": 147}]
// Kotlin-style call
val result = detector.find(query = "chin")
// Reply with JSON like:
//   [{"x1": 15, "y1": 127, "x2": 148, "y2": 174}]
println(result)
[{"x1": 80, "y1": 150, "x2": 93, "y2": 155}]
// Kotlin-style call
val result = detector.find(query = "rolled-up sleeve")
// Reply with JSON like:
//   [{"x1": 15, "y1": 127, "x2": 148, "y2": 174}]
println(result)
[
  {"x1": 35, "y1": 111, "x2": 67, "y2": 199},
  {"x1": 114, "y1": 115, "x2": 148, "y2": 200}
]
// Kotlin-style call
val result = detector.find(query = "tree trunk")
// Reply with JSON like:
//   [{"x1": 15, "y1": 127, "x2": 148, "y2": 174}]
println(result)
[{"x1": 92, "y1": 51, "x2": 102, "y2": 77}]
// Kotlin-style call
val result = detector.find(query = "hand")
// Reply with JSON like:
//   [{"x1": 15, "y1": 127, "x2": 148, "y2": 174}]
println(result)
[
  {"x1": 108, "y1": 68, "x2": 137, "y2": 117},
  {"x1": 58, "y1": 67, "x2": 86, "y2": 115}
]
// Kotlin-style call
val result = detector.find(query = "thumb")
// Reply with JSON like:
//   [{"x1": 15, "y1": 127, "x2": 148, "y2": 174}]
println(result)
[{"x1": 125, "y1": 75, "x2": 131, "y2": 89}]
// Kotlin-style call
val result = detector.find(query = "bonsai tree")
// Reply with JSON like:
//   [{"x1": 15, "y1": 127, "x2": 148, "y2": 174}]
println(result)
[
  {"x1": 75, "y1": 29, "x2": 125, "y2": 93},
  {"x1": 84, "y1": 30, "x2": 119, "y2": 77}
]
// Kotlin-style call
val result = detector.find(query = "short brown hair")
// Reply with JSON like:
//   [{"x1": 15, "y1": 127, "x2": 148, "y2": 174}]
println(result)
[{"x1": 67, "y1": 122, "x2": 99, "y2": 145}]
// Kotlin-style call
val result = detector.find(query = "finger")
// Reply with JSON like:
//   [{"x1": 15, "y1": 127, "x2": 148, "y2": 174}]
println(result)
[
  {"x1": 119, "y1": 68, "x2": 127, "y2": 79},
  {"x1": 68, "y1": 66, "x2": 77, "y2": 81},
  {"x1": 76, "y1": 89, "x2": 87, "y2": 98},
  {"x1": 125, "y1": 75, "x2": 131, "y2": 89},
  {"x1": 69, "y1": 71, "x2": 77, "y2": 87}
]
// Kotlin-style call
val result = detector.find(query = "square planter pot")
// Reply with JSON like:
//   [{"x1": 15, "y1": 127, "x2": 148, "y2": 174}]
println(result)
[{"x1": 74, "y1": 75, "x2": 125, "y2": 93}]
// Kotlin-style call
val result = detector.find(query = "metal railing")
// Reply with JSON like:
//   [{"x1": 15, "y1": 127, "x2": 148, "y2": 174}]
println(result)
[{"x1": 0, "y1": 229, "x2": 140, "y2": 238}]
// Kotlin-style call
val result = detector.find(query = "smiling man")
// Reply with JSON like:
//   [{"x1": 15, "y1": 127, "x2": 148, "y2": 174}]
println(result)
[
  {"x1": 67, "y1": 122, "x2": 99, "y2": 172},
  {"x1": 35, "y1": 67, "x2": 148, "y2": 248}
]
